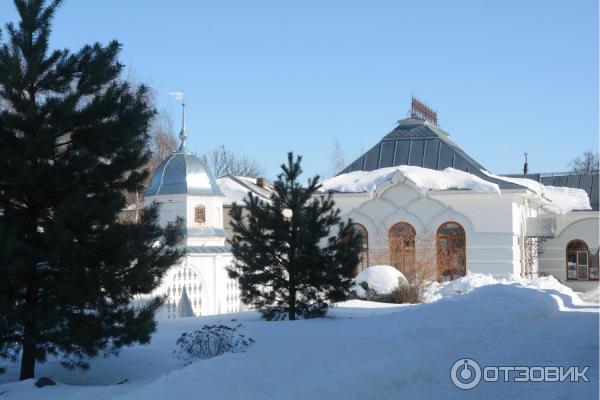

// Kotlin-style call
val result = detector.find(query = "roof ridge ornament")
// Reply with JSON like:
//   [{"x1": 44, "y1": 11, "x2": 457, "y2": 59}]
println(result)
[{"x1": 169, "y1": 91, "x2": 187, "y2": 151}]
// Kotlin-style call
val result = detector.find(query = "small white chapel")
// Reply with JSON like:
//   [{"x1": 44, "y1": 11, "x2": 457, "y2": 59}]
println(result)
[{"x1": 144, "y1": 102, "x2": 239, "y2": 318}]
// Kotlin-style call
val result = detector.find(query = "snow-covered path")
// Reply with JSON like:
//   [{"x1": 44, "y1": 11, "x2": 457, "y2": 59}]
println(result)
[{"x1": 1, "y1": 281, "x2": 598, "y2": 400}]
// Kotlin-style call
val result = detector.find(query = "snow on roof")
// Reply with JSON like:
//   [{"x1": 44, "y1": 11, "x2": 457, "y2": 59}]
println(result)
[
  {"x1": 481, "y1": 169, "x2": 545, "y2": 195},
  {"x1": 542, "y1": 186, "x2": 592, "y2": 214},
  {"x1": 320, "y1": 166, "x2": 500, "y2": 195},
  {"x1": 217, "y1": 176, "x2": 251, "y2": 206},
  {"x1": 481, "y1": 170, "x2": 591, "y2": 214},
  {"x1": 217, "y1": 176, "x2": 272, "y2": 206}
]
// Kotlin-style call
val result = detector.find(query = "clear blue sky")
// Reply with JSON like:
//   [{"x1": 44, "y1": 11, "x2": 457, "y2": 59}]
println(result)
[{"x1": 1, "y1": 0, "x2": 598, "y2": 179}]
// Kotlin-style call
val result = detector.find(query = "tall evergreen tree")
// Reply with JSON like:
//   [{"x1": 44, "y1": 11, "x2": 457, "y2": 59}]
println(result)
[
  {"x1": 0, "y1": 0, "x2": 182, "y2": 380},
  {"x1": 228, "y1": 153, "x2": 362, "y2": 320}
]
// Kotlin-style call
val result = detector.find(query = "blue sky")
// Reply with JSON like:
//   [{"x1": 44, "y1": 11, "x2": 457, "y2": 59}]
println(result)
[{"x1": 1, "y1": 0, "x2": 598, "y2": 179}]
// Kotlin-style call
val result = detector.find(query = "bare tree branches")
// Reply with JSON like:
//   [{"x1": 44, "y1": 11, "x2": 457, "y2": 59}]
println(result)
[
  {"x1": 569, "y1": 151, "x2": 599, "y2": 174},
  {"x1": 200, "y1": 145, "x2": 264, "y2": 178},
  {"x1": 147, "y1": 112, "x2": 177, "y2": 173},
  {"x1": 330, "y1": 139, "x2": 346, "y2": 176},
  {"x1": 121, "y1": 110, "x2": 177, "y2": 220}
]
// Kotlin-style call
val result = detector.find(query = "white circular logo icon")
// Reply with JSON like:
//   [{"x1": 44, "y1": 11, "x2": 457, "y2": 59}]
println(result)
[{"x1": 451, "y1": 358, "x2": 482, "y2": 390}]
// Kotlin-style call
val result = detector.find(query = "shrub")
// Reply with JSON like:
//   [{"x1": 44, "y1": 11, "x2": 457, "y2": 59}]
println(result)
[
  {"x1": 390, "y1": 285, "x2": 421, "y2": 304},
  {"x1": 174, "y1": 324, "x2": 254, "y2": 362}
]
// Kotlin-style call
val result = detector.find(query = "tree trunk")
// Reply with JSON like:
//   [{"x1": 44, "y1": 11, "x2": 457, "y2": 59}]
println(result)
[
  {"x1": 288, "y1": 288, "x2": 296, "y2": 321},
  {"x1": 19, "y1": 336, "x2": 36, "y2": 380},
  {"x1": 20, "y1": 271, "x2": 38, "y2": 380}
]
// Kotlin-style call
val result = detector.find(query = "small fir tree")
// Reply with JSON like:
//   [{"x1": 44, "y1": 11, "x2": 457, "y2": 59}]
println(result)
[
  {"x1": 227, "y1": 153, "x2": 362, "y2": 320},
  {"x1": 0, "y1": 0, "x2": 183, "y2": 380}
]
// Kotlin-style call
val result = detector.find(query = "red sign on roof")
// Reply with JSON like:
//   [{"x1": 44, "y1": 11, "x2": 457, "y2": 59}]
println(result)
[{"x1": 411, "y1": 97, "x2": 438, "y2": 125}]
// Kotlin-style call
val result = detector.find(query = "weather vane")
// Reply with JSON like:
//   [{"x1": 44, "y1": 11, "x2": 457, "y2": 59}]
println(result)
[{"x1": 169, "y1": 92, "x2": 187, "y2": 151}]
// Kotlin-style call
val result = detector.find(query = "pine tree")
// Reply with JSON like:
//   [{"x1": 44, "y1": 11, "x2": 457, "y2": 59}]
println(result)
[
  {"x1": 0, "y1": 0, "x2": 183, "y2": 380},
  {"x1": 227, "y1": 153, "x2": 362, "y2": 320}
]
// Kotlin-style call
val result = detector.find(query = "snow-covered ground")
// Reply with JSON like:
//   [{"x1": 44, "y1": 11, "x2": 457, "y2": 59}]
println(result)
[{"x1": 1, "y1": 275, "x2": 597, "y2": 400}]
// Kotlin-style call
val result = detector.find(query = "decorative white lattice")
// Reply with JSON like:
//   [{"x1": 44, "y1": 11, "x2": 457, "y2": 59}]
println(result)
[
  {"x1": 165, "y1": 267, "x2": 202, "y2": 318},
  {"x1": 226, "y1": 278, "x2": 240, "y2": 313}
]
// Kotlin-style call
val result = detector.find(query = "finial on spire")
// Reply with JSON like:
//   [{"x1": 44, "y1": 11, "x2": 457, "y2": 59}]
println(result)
[{"x1": 169, "y1": 92, "x2": 187, "y2": 151}]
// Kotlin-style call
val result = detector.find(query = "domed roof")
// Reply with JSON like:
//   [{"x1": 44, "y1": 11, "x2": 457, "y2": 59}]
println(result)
[{"x1": 144, "y1": 150, "x2": 224, "y2": 197}]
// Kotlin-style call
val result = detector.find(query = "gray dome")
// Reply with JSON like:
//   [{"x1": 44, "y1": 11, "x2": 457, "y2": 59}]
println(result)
[{"x1": 145, "y1": 151, "x2": 224, "y2": 197}]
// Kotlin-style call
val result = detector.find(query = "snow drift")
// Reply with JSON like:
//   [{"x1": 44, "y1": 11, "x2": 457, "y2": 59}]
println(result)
[
  {"x1": 0, "y1": 274, "x2": 597, "y2": 400},
  {"x1": 579, "y1": 286, "x2": 600, "y2": 303},
  {"x1": 424, "y1": 272, "x2": 589, "y2": 305}
]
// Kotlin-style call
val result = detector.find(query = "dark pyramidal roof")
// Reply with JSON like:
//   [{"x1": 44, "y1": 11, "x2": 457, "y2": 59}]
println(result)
[{"x1": 339, "y1": 118, "x2": 524, "y2": 190}]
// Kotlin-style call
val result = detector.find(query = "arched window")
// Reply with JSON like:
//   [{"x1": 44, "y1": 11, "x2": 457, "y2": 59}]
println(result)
[
  {"x1": 437, "y1": 222, "x2": 466, "y2": 281},
  {"x1": 195, "y1": 205, "x2": 206, "y2": 223},
  {"x1": 389, "y1": 222, "x2": 416, "y2": 273},
  {"x1": 352, "y1": 224, "x2": 369, "y2": 276},
  {"x1": 566, "y1": 240, "x2": 597, "y2": 280}
]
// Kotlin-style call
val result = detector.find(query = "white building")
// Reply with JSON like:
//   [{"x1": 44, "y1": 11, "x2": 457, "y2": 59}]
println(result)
[{"x1": 321, "y1": 116, "x2": 599, "y2": 292}]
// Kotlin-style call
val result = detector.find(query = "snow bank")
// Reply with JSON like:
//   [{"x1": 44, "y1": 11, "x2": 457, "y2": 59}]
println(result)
[
  {"x1": 425, "y1": 273, "x2": 499, "y2": 301},
  {"x1": 0, "y1": 278, "x2": 597, "y2": 400},
  {"x1": 353, "y1": 265, "x2": 407, "y2": 297},
  {"x1": 107, "y1": 286, "x2": 600, "y2": 399},
  {"x1": 579, "y1": 286, "x2": 600, "y2": 303},
  {"x1": 424, "y1": 272, "x2": 586, "y2": 306},
  {"x1": 332, "y1": 300, "x2": 410, "y2": 318},
  {"x1": 335, "y1": 299, "x2": 407, "y2": 309},
  {"x1": 320, "y1": 166, "x2": 500, "y2": 195},
  {"x1": 481, "y1": 170, "x2": 591, "y2": 214}
]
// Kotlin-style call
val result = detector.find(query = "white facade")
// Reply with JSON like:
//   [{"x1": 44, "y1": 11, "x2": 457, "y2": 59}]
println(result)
[
  {"x1": 144, "y1": 188, "x2": 239, "y2": 319},
  {"x1": 330, "y1": 181, "x2": 534, "y2": 276},
  {"x1": 328, "y1": 176, "x2": 599, "y2": 292}
]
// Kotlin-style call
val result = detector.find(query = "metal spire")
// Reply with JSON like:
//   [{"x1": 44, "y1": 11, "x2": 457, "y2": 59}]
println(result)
[
  {"x1": 169, "y1": 92, "x2": 187, "y2": 151},
  {"x1": 179, "y1": 101, "x2": 187, "y2": 151}
]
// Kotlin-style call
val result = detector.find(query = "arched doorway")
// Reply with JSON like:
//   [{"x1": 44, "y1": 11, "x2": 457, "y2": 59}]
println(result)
[
  {"x1": 566, "y1": 240, "x2": 595, "y2": 280},
  {"x1": 437, "y1": 222, "x2": 466, "y2": 281},
  {"x1": 389, "y1": 222, "x2": 416, "y2": 273}
]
